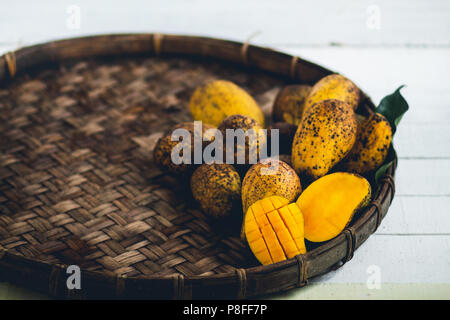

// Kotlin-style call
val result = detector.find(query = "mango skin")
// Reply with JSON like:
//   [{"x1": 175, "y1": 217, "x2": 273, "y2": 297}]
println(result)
[
  {"x1": 218, "y1": 114, "x2": 266, "y2": 166},
  {"x1": 154, "y1": 122, "x2": 215, "y2": 175},
  {"x1": 242, "y1": 159, "x2": 301, "y2": 215},
  {"x1": 304, "y1": 74, "x2": 360, "y2": 115},
  {"x1": 296, "y1": 172, "x2": 371, "y2": 242},
  {"x1": 241, "y1": 159, "x2": 302, "y2": 239},
  {"x1": 261, "y1": 154, "x2": 293, "y2": 167},
  {"x1": 343, "y1": 113, "x2": 393, "y2": 174},
  {"x1": 291, "y1": 99, "x2": 358, "y2": 180},
  {"x1": 190, "y1": 80, "x2": 265, "y2": 127},
  {"x1": 190, "y1": 163, "x2": 241, "y2": 218},
  {"x1": 272, "y1": 85, "x2": 312, "y2": 125}
]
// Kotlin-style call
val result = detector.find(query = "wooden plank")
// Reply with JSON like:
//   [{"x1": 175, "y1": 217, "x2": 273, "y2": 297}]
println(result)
[
  {"x1": 281, "y1": 47, "x2": 450, "y2": 123},
  {"x1": 0, "y1": 45, "x2": 17, "y2": 54},
  {"x1": 396, "y1": 159, "x2": 450, "y2": 196},
  {"x1": 378, "y1": 196, "x2": 450, "y2": 235},
  {"x1": 274, "y1": 282, "x2": 450, "y2": 299},
  {"x1": 394, "y1": 124, "x2": 450, "y2": 159},
  {"x1": 273, "y1": 48, "x2": 450, "y2": 158},
  {"x1": 310, "y1": 235, "x2": 450, "y2": 283},
  {"x1": 0, "y1": 0, "x2": 449, "y2": 47},
  {"x1": 280, "y1": 48, "x2": 450, "y2": 93}
]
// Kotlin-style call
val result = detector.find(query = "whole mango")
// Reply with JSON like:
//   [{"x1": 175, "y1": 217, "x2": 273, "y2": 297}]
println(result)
[
  {"x1": 304, "y1": 74, "x2": 360, "y2": 115},
  {"x1": 291, "y1": 99, "x2": 357, "y2": 180},
  {"x1": 272, "y1": 85, "x2": 312, "y2": 125},
  {"x1": 342, "y1": 113, "x2": 392, "y2": 174},
  {"x1": 218, "y1": 114, "x2": 266, "y2": 167},
  {"x1": 190, "y1": 80, "x2": 265, "y2": 127},
  {"x1": 190, "y1": 163, "x2": 241, "y2": 218},
  {"x1": 154, "y1": 122, "x2": 215, "y2": 175}
]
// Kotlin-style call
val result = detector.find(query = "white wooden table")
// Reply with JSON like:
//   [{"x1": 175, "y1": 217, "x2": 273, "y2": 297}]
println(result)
[{"x1": 1, "y1": 0, "x2": 449, "y2": 300}]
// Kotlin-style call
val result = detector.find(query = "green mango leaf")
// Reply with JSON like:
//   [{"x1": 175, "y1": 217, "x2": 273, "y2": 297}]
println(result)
[
  {"x1": 374, "y1": 86, "x2": 409, "y2": 184},
  {"x1": 374, "y1": 85, "x2": 409, "y2": 134}
]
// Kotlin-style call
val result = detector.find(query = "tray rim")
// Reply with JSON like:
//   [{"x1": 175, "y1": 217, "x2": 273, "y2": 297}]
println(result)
[{"x1": 0, "y1": 33, "x2": 397, "y2": 299}]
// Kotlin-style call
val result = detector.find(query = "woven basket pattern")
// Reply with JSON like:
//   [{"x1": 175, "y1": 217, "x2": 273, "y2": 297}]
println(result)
[{"x1": 0, "y1": 56, "x2": 285, "y2": 278}]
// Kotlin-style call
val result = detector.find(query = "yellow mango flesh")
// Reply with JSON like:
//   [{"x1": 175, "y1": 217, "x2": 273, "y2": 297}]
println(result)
[
  {"x1": 190, "y1": 80, "x2": 265, "y2": 127},
  {"x1": 296, "y1": 172, "x2": 371, "y2": 242},
  {"x1": 245, "y1": 196, "x2": 306, "y2": 265}
]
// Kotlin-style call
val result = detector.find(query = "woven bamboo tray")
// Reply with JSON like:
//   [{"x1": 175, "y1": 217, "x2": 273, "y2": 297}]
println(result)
[{"x1": 0, "y1": 34, "x2": 396, "y2": 299}]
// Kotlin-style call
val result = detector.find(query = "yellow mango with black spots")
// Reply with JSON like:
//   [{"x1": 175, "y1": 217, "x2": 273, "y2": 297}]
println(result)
[
  {"x1": 218, "y1": 114, "x2": 266, "y2": 166},
  {"x1": 190, "y1": 80, "x2": 265, "y2": 127},
  {"x1": 272, "y1": 85, "x2": 312, "y2": 125},
  {"x1": 291, "y1": 99, "x2": 358, "y2": 181},
  {"x1": 304, "y1": 74, "x2": 360, "y2": 115},
  {"x1": 153, "y1": 122, "x2": 215, "y2": 175},
  {"x1": 241, "y1": 159, "x2": 302, "y2": 221},
  {"x1": 342, "y1": 113, "x2": 393, "y2": 174},
  {"x1": 190, "y1": 163, "x2": 241, "y2": 218}
]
